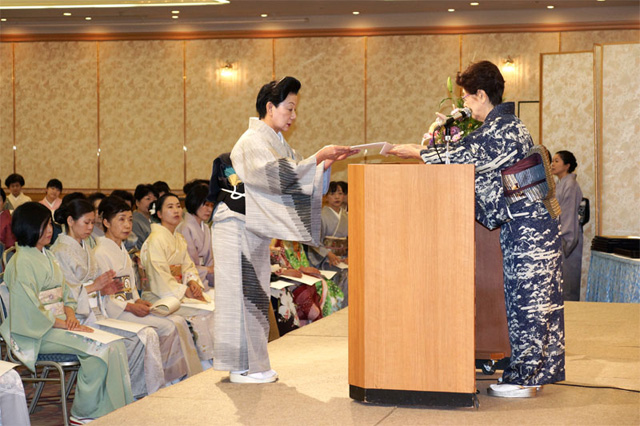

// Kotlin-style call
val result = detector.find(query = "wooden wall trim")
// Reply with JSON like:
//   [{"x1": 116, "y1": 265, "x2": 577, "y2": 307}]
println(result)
[{"x1": 2, "y1": 20, "x2": 639, "y2": 42}]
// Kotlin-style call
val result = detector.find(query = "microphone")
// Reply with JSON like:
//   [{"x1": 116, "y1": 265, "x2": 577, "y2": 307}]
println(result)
[{"x1": 436, "y1": 107, "x2": 472, "y2": 128}]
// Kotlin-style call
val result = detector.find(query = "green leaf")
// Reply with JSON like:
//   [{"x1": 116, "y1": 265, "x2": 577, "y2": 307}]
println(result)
[{"x1": 447, "y1": 76, "x2": 453, "y2": 94}]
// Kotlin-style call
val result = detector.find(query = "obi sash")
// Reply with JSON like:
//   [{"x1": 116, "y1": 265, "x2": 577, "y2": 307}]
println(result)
[
  {"x1": 501, "y1": 144, "x2": 561, "y2": 219},
  {"x1": 39, "y1": 287, "x2": 64, "y2": 317}
]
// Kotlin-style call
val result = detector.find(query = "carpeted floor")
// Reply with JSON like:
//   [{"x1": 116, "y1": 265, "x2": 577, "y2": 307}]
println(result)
[{"x1": 30, "y1": 301, "x2": 639, "y2": 425}]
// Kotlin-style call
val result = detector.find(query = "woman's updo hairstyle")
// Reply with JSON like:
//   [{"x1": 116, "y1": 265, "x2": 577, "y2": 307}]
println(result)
[
  {"x1": 54, "y1": 198, "x2": 94, "y2": 231},
  {"x1": 456, "y1": 61, "x2": 505, "y2": 107},
  {"x1": 185, "y1": 184, "x2": 209, "y2": 215},
  {"x1": 150, "y1": 192, "x2": 180, "y2": 222},
  {"x1": 99, "y1": 196, "x2": 132, "y2": 231},
  {"x1": 256, "y1": 76, "x2": 301, "y2": 119},
  {"x1": 12, "y1": 202, "x2": 52, "y2": 247},
  {"x1": 556, "y1": 150, "x2": 578, "y2": 174}
]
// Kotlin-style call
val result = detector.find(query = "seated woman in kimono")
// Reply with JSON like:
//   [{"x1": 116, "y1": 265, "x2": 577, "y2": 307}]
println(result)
[
  {"x1": 51, "y1": 198, "x2": 165, "y2": 399},
  {"x1": 0, "y1": 202, "x2": 133, "y2": 424},
  {"x1": 95, "y1": 195, "x2": 199, "y2": 381},
  {"x1": 141, "y1": 193, "x2": 215, "y2": 371},
  {"x1": 211, "y1": 76, "x2": 357, "y2": 384},
  {"x1": 307, "y1": 181, "x2": 349, "y2": 305},
  {"x1": 132, "y1": 184, "x2": 157, "y2": 251},
  {"x1": 177, "y1": 184, "x2": 215, "y2": 288},
  {"x1": 273, "y1": 239, "x2": 344, "y2": 320}
]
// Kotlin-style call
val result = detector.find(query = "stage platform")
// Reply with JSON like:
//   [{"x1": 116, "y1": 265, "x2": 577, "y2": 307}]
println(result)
[{"x1": 92, "y1": 302, "x2": 639, "y2": 425}]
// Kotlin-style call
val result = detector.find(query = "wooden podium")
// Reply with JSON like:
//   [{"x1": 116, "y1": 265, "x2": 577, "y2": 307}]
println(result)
[{"x1": 348, "y1": 163, "x2": 477, "y2": 407}]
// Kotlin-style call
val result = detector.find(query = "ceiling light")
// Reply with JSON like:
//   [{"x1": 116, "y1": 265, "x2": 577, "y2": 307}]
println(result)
[
  {"x1": 352, "y1": 11, "x2": 360, "y2": 15},
  {"x1": 85, "y1": 16, "x2": 91, "y2": 20},
  {"x1": 63, "y1": 12, "x2": 71, "y2": 16},
  {"x1": 0, "y1": 1, "x2": 230, "y2": 10},
  {"x1": 597, "y1": 0, "x2": 606, "y2": 2},
  {"x1": 172, "y1": 15, "x2": 178, "y2": 19},
  {"x1": 470, "y1": 2, "x2": 479, "y2": 5},
  {"x1": 171, "y1": 10, "x2": 179, "y2": 14},
  {"x1": 0, "y1": 18, "x2": 6, "y2": 21},
  {"x1": 547, "y1": 5, "x2": 555, "y2": 9},
  {"x1": 260, "y1": 13, "x2": 268, "y2": 17},
  {"x1": 448, "y1": 8, "x2": 455, "y2": 12}
]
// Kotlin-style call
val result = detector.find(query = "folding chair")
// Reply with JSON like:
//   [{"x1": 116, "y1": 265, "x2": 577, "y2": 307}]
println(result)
[{"x1": 0, "y1": 282, "x2": 80, "y2": 426}]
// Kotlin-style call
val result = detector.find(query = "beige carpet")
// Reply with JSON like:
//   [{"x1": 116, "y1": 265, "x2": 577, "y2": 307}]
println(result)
[{"x1": 92, "y1": 302, "x2": 640, "y2": 425}]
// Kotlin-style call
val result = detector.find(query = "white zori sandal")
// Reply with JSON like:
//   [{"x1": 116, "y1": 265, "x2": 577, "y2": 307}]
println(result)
[
  {"x1": 229, "y1": 369, "x2": 278, "y2": 384},
  {"x1": 487, "y1": 383, "x2": 539, "y2": 398}
]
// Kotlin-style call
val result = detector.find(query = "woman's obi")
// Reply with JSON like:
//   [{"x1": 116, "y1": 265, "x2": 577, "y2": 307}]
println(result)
[
  {"x1": 39, "y1": 287, "x2": 64, "y2": 317},
  {"x1": 501, "y1": 144, "x2": 561, "y2": 219}
]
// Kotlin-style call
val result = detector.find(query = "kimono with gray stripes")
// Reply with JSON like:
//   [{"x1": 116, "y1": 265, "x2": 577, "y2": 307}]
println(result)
[{"x1": 212, "y1": 117, "x2": 326, "y2": 374}]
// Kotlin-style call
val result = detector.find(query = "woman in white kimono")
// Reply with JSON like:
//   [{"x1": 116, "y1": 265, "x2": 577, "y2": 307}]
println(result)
[
  {"x1": 0, "y1": 361, "x2": 30, "y2": 425},
  {"x1": 308, "y1": 181, "x2": 349, "y2": 306},
  {"x1": 552, "y1": 151, "x2": 584, "y2": 301},
  {"x1": 141, "y1": 193, "x2": 215, "y2": 370},
  {"x1": 211, "y1": 76, "x2": 357, "y2": 383},
  {"x1": 51, "y1": 198, "x2": 164, "y2": 399},
  {"x1": 0, "y1": 202, "x2": 133, "y2": 424},
  {"x1": 94, "y1": 196, "x2": 199, "y2": 380},
  {"x1": 177, "y1": 184, "x2": 215, "y2": 288}
]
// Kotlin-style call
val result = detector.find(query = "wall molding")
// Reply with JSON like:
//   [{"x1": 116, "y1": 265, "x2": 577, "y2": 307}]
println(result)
[{"x1": 2, "y1": 20, "x2": 639, "y2": 43}]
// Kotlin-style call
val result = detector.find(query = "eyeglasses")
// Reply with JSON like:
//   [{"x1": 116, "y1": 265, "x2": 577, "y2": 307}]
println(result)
[{"x1": 461, "y1": 92, "x2": 476, "y2": 100}]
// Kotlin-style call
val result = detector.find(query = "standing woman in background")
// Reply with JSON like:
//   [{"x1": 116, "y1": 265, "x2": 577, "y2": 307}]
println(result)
[
  {"x1": 552, "y1": 150, "x2": 584, "y2": 301},
  {"x1": 211, "y1": 76, "x2": 357, "y2": 384}
]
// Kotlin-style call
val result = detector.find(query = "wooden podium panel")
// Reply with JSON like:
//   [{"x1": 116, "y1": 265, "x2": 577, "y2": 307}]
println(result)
[
  {"x1": 348, "y1": 164, "x2": 476, "y2": 406},
  {"x1": 475, "y1": 223, "x2": 511, "y2": 361}
]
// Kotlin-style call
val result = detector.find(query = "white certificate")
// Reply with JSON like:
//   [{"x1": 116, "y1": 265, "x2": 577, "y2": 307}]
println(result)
[
  {"x1": 68, "y1": 327, "x2": 124, "y2": 344},
  {"x1": 351, "y1": 142, "x2": 393, "y2": 155},
  {"x1": 96, "y1": 318, "x2": 150, "y2": 334}
]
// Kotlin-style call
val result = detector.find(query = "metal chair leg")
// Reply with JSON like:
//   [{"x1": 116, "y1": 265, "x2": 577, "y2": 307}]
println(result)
[
  {"x1": 29, "y1": 366, "x2": 51, "y2": 414},
  {"x1": 65, "y1": 370, "x2": 78, "y2": 400}
]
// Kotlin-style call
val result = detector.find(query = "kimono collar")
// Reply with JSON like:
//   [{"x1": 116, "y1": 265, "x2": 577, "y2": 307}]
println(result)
[
  {"x1": 184, "y1": 212, "x2": 205, "y2": 230},
  {"x1": 248, "y1": 117, "x2": 294, "y2": 158},
  {"x1": 483, "y1": 102, "x2": 515, "y2": 124},
  {"x1": 560, "y1": 173, "x2": 578, "y2": 183},
  {"x1": 151, "y1": 222, "x2": 179, "y2": 238},
  {"x1": 97, "y1": 235, "x2": 125, "y2": 251}
]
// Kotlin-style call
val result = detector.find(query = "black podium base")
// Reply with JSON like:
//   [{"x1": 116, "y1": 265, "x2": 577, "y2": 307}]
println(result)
[{"x1": 350, "y1": 385, "x2": 477, "y2": 408}]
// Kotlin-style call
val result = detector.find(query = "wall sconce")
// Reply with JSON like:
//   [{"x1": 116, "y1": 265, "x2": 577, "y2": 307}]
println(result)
[
  {"x1": 219, "y1": 62, "x2": 237, "y2": 79},
  {"x1": 502, "y1": 56, "x2": 516, "y2": 73}
]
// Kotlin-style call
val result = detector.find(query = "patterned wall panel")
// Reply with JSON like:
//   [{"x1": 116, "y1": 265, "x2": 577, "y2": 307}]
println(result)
[
  {"x1": 14, "y1": 42, "x2": 98, "y2": 189},
  {"x1": 601, "y1": 43, "x2": 640, "y2": 236},
  {"x1": 0, "y1": 44, "x2": 13, "y2": 181},
  {"x1": 185, "y1": 39, "x2": 273, "y2": 183},
  {"x1": 99, "y1": 40, "x2": 184, "y2": 190},
  {"x1": 274, "y1": 37, "x2": 365, "y2": 180},
  {"x1": 561, "y1": 30, "x2": 640, "y2": 52},
  {"x1": 517, "y1": 101, "x2": 539, "y2": 144},
  {"x1": 541, "y1": 51, "x2": 596, "y2": 297},
  {"x1": 462, "y1": 32, "x2": 560, "y2": 103},
  {"x1": 367, "y1": 35, "x2": 460, "y2": 145}
]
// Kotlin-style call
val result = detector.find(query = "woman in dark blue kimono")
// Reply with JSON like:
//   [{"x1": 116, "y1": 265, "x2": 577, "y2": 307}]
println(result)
[{"x1": 389, "y1": 61, "x2": 565, "y2": 398}]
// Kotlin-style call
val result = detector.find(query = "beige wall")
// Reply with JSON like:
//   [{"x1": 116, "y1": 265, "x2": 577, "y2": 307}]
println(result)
[
  {"x1": 186, "y1": 39, "x2": 273, "y2": 183},
  {"x1": 541, "y1": 51, "x2": 597, "y2": 297},
  {"x1": 600, "y1": 43, "x2": 640, "y2": 237},
  {"x1": 14, "y1": 42, "x2": 98, "y2": 189},
  {"x1": 0, "y1": 29, "x2": 636, "y2": 194},
  {"x1": 0, "y1": 43, "x2": 13, "y2": 182}
]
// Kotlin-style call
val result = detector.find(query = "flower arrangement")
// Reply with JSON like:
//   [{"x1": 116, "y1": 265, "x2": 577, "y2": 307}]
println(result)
[{"x1": 422, "y1": 77, "x2": 482, "y2": 145}]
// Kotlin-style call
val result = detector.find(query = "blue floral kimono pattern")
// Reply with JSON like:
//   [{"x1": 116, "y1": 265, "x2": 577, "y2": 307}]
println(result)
[{"x1": 420, "y1": 102, "x2": 565, "y2": 386}]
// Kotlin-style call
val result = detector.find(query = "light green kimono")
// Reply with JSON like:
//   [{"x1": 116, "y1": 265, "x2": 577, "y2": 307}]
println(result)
[{"x1": 0, "y1": 245, "x2": 133, "y2": 419}]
